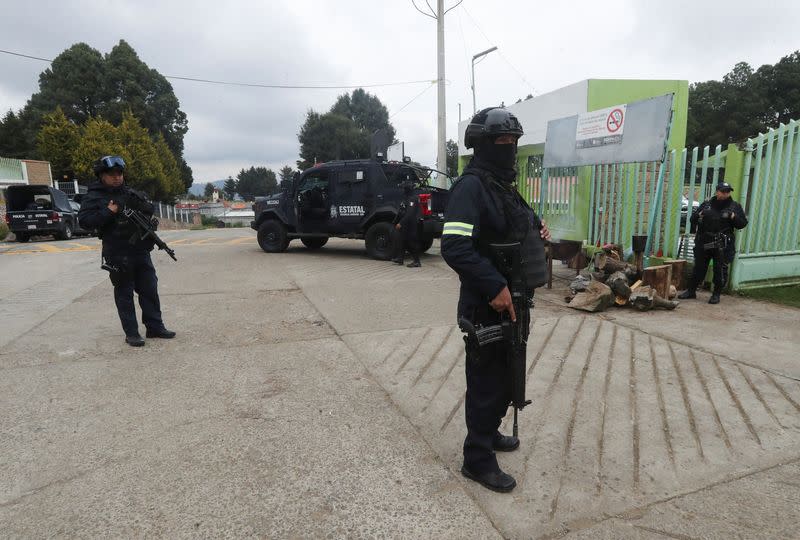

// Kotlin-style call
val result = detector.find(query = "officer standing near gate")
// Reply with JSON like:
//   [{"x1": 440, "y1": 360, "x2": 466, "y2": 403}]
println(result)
[
  {"x1": 78, "y1": 155, "x2": 176, "y2": 346},
  {"x1": 441, "y1": 107, "x2": 550, "y2": 493},
  {"x1": 391, "y1": 181, "x2": 422, "y2": 267},
  {"x1": 678, "y1": 181, "x2": 748, "y2": 304}
]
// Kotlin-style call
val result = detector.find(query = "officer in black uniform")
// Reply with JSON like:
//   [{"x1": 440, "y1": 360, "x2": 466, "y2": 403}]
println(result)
[
  {"x1": 391, "y1": 181, "x2": 422, "y2": 267},
  {"x1": 441, "y1": 108, "x2": 550, "y2": 493},
  {"x1": 78, "y1": 155, "x2": 176, "y2": 346},
  {"x1": 678, "y1": 182, "x2": 748, "y2": 304}
]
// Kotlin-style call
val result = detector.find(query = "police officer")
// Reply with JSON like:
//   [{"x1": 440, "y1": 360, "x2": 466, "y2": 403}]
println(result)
[
  {"x1": 391, "y1": 181, "x2": 422, "y2": 267},
  {"x1": 678, "y1": 182, "x2": 748, "y2": 304},
  {"x1": 441, "y1": 108, "x2": 550, "y2": 493},
  {"x1": 78, "y1": 155, "x2": 175, "y2": 346}
]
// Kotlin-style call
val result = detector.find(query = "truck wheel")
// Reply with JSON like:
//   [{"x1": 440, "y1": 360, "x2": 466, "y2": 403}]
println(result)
[
  {"x1": 57, "y1": 222, "x2": 73, "y2": 241},
  {"x1": 15, "y1": 233, "x2": 30, "y2": 243},
  {"x1": 301, "y1": 237, "x2": 328, "y2": 250},
  {"x1": 418, "y1": 235, "x2": 434, "y2": 253},
  {"x1": 365, "y1": 222, "x2": 395, "y2": 260},
  {"x1": 257, "y1": 220, "x2": 289, "y2": 253}
]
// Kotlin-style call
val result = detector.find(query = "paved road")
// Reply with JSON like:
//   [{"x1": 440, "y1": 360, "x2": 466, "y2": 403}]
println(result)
[{"x1": 2, "y1": 229, "x2": 799, "y2": 538}]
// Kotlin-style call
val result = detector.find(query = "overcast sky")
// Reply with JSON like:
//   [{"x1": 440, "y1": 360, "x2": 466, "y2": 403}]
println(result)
[{"x1": 2, "y1": 0, "x2": 799, "y2": 185}]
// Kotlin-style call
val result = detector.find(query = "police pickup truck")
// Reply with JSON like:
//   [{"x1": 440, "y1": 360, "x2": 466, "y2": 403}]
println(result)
[
  {"x1": 251, "y1": 159, "x2": 450, "y2": 260},
  {"x1": 4, "y1": 185, "x2": 89, "y2": 242}
]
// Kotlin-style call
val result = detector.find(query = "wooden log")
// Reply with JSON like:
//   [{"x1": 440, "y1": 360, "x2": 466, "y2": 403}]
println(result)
[
  {"x1": 606, "y1": 271, "x2": 632, "y2": 301},
  {"x1": 641, "y1": 264, "x2": 672, "y2": 299},
  {"x1": 663, "y1": 259, "x2": 688, "y2": 290},
  {"x1": 567, "y1": 282, "x2": 615, "y2": 312}
]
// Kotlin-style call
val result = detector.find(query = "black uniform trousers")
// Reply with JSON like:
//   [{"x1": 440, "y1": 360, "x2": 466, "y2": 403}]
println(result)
[
  {"x1": 688, "y1": 239, "x2": 734, "y2": 293},
  {"x1": 463, "y1": 329, "x2": 513, "y2": 474},
  {"x1": 393, "y1": 226, "x2": 421, "y2": 263},
  {"x1": 106, "y1": 250, "x2": 164, "y2": 337}
]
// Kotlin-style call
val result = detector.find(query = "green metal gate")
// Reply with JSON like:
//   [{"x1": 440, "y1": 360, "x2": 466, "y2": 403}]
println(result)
[{"x1": 731, "y1": 120, "x2": 800, "y2": 288}]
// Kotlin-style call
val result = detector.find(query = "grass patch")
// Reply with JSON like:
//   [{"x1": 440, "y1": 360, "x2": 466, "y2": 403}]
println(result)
[{"x1": 738, "y1": 284, "x2": 800, "y2": 309}]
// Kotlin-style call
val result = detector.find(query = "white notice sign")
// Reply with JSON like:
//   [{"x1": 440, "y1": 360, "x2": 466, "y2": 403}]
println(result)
[{"x1": 575, "y1": 104, "x2": 627, "y2": 149}]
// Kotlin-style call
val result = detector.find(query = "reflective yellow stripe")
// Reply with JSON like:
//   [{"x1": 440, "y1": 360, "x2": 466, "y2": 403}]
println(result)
[
  {"x1": 444, "y1": 221, "x2": 473, "y2": 231},
  {"x1": 443, "y1": 221, "x2": 474, "y2": 237}
]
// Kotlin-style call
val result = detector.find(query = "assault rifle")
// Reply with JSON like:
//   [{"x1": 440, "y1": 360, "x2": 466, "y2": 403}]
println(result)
[
  {"x1": 122, "y1": 192, "x2": 177, "y2": 261},
  {"x1": 458, "y1": 242, "x2": 532, "y2": 437}
]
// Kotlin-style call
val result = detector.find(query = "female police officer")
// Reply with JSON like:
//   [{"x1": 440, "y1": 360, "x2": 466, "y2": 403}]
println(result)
[
  {"x1": 441, "y1": 108, "x2": 550, "y2": 492},
  {"x1": 78, "y1": 155, "x2": 175, "y2": 346}
]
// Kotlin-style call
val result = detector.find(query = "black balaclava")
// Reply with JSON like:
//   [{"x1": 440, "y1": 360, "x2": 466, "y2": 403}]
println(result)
[{"x1": 472, "y1": 136, "x2": 518, "y2": 182}]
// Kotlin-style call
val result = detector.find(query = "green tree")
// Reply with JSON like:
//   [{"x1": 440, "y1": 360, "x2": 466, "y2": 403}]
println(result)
[
  {"x1": 223, "y1": 176, "x2": 237, "y2": 200},
  {"x1": 154, "y1": 133, "x2": 184, "y2": 200},
  {"x1": 204, "y1": 182, "x2": 216, "y2": 198},
  {"x1": 0, "y1": 110, "x2": 30, "y2": 158},
  {"x1": 687, "y1": 53, "x2": 800, "y2": 148},
  {"x1": 236, "y1": 166, "x2": 278, "y2": 200},
  {"x1": 331, "y1": 88, "x2": 396, "y2": 142},
  {"x1": 298, "y1": 111, "x2": 366, "y2": 169},
  {"x1": 279, "y1": 165, "x2": 296, "y2": 189},
  {"x1": 103, "y1": 40, "x2": 188, "y2": 160},
  {"x1": 72, "y1": 117, "x2": 123, "y2": 181},
  {"x1": 1, "y1": 40, "x2": 193, "y2": 189},
  {"x1": 28, "y1": 43, "x2": 107, "y2": 126},
  {"x1": 297, "y1": 89, "x2": 396, "y2": 169},
  {"x1": 36, "y1": 107, "x2": 80, "y2": 181},
  {"x1": 446, "y1": 139, "x2": 459, "y2": 177},
  {"x1": 117, "y1": 110, "x2": 167, "y2": 198}
]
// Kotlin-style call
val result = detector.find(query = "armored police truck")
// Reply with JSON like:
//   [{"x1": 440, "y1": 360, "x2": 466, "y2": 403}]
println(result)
[{"x1": 250, "y1": 159, "x2": 450, "y2": 260}]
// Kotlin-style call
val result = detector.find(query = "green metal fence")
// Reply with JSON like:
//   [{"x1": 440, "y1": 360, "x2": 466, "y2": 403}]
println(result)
[
  {"x1": 518, "y1": 118, "x2": 800, "y2": 288},
  {"x1": 730, "y1": 120, "x2": 800, "y2": 288}
]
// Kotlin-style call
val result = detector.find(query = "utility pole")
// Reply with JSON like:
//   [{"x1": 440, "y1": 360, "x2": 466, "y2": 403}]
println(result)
[
  {"x1": 436, "y1": 0, "x2": 446, "y2": 182},
  {"x1": 412, "y1": 0, "x2": 462, "y2": 186}
]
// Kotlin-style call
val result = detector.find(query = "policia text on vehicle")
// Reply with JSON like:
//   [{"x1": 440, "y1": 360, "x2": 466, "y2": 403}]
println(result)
[{"x1": 441, "y1": 108, "x2": 550, "y2": 493}]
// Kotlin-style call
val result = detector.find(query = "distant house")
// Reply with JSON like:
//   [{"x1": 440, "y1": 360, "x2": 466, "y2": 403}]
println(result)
[{"x1": 0, "y1": 157, "x2": 53, "y2": 191}]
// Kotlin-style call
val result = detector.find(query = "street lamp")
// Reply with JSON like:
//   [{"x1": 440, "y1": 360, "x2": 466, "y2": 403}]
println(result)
[{"x1": 471, "y1": 46, "x2": 497, "y2": 114}]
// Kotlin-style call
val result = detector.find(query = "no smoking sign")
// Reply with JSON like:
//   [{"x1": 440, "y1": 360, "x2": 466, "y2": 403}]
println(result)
[{"x1": 606, "y1": 108, "x2": 624, "y2": 132}]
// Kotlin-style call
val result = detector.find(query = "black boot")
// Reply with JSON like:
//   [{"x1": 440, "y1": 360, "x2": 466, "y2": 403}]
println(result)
[
  {"x1": 678, "y1": 289, "x2": 697, "y2": 299},
  {"x1": 708, "y1": 293, "x2": 720, "y2": 304},
  {"x1": 406, "y1": 261, "x2": 421, "y2": 268},
  {"x1": 146, "y1": 328, "x2": 176, "y2": 339},
  {"x1": 461, "y1": 465, "x2": 516, "y2": 493},
  {"x1": 125, "y1": 334, "x2": 145, "y2": 347},
  {"x1": 493, "y1": 433, "x2": 520, "y2": 452}
]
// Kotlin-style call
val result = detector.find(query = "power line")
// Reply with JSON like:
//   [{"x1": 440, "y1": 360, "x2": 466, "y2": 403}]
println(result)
[
  {"x1": 0, "y1": 48, "x2": 434, "y2": 90},
  {"x1": 390, "y1": 82, "x2": 437, "y2": 119}
]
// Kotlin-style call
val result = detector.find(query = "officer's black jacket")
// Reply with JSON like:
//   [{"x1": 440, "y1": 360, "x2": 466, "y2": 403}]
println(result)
[
  {"x1": 690, "y1": 196, "x2": 748, "y2": 241},
  {"x1": 78, "y1": 181, "x2": 156, "y2": 254},
  {"x1": 441, "y1": 160, "x2": 541, "y2": 319},
  {"x1": 392, "y1": 193, "x2": 421, "y2": 238}
]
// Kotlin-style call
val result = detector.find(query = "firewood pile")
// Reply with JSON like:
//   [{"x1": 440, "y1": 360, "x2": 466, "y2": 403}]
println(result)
[{"x1": 565, "y1": 244, "x2": 682, "y2": 313}]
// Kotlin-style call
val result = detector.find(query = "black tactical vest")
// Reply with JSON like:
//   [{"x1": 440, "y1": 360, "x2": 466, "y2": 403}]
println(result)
[{"x1": 470, "y1": 171, "x2": 548, "y2": 289}]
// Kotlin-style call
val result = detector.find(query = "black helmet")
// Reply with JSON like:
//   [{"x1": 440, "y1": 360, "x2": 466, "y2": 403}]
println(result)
[
  {"x1": 92, "y1": 155, "x2": 126, "y2": 176},
  {"x1": 464, "y1": 107, "x2": 524, "y2": 149}
]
